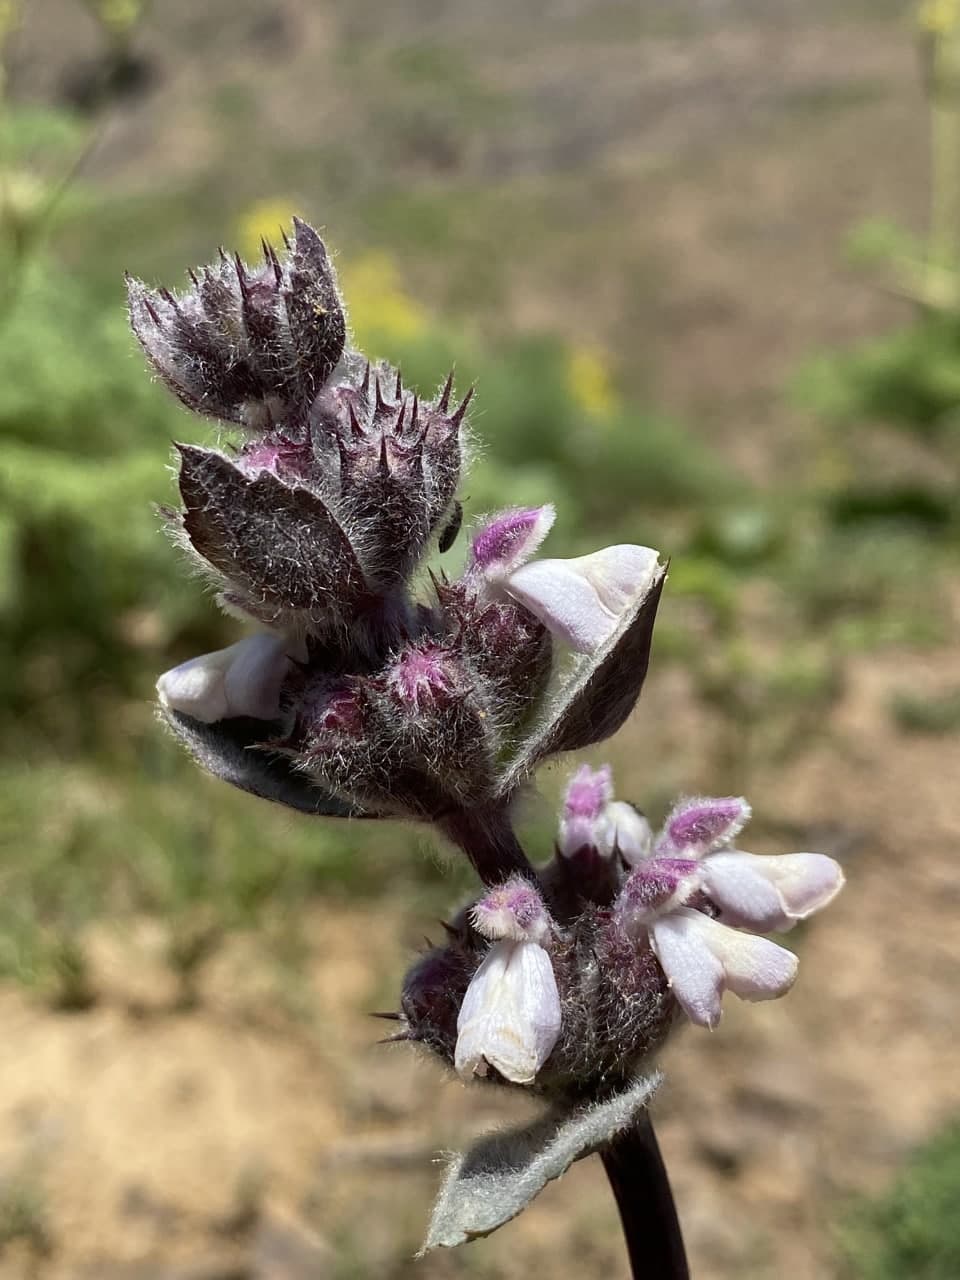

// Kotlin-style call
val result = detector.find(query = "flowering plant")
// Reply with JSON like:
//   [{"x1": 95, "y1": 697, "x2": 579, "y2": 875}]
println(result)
[{"x1": 130, "y1": 220, "x2": 843, "y2": 1274}]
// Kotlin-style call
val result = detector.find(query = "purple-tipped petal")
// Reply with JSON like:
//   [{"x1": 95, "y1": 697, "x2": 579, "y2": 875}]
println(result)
[
  {"x1": 657, "y1": 795, "x2": 752, "y2": 857},
  {"x1": 454, "y1": 940, "x2": 562, "y2": 1084},
  {"x1": 472, "y1": 878, "x2": 551, "y2": 944},
  {"x1": 563, "y1": 763, "x2": 613, "y2": 819},
  {"x1": 558, "y1": 764, "x2": 612, "y2": 856},
  {"x1": 156, "y1": 633, "x2": 291, "y2": 724},
  {"x1": 616, "y1": 858, "x2": 701, "y2": 934},
  {"x1": 704, "y1": 851, "x2": 844, "y2": 931},
  {"x1": 504, "y1": 545, "x2": 661, "y2": 653},
  {"x1": 470, "y1": 506, "x2": 556, "y2": 579}
]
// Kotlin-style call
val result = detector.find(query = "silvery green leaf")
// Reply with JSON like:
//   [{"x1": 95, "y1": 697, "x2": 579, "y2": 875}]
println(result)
[{"x1": 420, "y1": 1071, "x2": 661, "y2": 1252}]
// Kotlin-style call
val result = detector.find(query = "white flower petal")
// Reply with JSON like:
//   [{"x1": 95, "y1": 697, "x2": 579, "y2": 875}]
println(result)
[
  {"x1": 504, "y1": 545, "x2": 661, "y2": 653},
  {"x1": 649, "y1": 911, "x2": 725, "y2": 1029},
  {"x1": 650, "y1": 909, "x2": 798, "y2": 1028},
  {"x1": 752, "y1": 852, "x2": 845, "y2": 920},
  {"x1": 599, "y1": 802, "x2": 654, "y2": 864},
  {"x1": 157, "y1": 633, "x2": 291, "y2": 724},
  {"x1": 703, "y1": 851, "x2": 844, "y2": 931},
  {"x1": 701, "y1": 852, "x2": 789, "y2": 932},
  {"x1": 455, "y1": 940, "x2": 561, "y2": 1085},
  {"x1": 697, "y1": 912, "x2": 799, "y2": 1003}
]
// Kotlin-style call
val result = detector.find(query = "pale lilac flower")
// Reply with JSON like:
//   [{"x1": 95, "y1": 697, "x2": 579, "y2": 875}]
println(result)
[
  {"x1": 655, "y1": 796, "x2": 845, "y2": 933},
  {"x1": 156, "y1": 632, "x2": 291, "y2": 724},
  {"x1": 647, "y1": 909, "x2": 799, "y2": 1030},
  {"x1": 599, "y1": 801, "x2": 654, "y2": 863},
  {"x1": 455, "y1": 878, "x2": 561, "y2": 1084},
  {"x1": 615, "y1": 855, "x2": 798, "y2": 1029},
  {"x1": 556, "y1": 766, "x2": 654, "y2": 867},
  {"x1": 467, "y1": 508, "x2": 662, "y2": 655}
]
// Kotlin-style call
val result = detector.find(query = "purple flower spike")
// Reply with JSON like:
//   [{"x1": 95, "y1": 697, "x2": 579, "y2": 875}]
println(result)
[
  {"x1": 472, "y1": 876, "x2": 551, "y2": 944},
  {"x1": 470, "y1": 505, "x2": 555, "y2": 580},
  {"x1": 657, "y1": 795, "x2": 752, "y2": 857}
]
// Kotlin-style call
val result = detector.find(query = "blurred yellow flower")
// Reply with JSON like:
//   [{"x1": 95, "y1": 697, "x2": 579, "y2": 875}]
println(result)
[
  {"x1": 91, "y1": 0, "x2": 142, "y2": 37},
  {"x1": 234, "y1": 198, "x2": 300, "y2": 262},
  {"x1": 340, "y1": 251, "x2": 428, "y2": 349},
  {"x1": 0, "y1": 170, "x2": 46, "y2": 236},
  {"x1": 0, "y1": 0, "x2": 18, "y2": 43},
  {"x1": 919, "y1": 0, "x2": 960, "y2": 34},
  {"x1": 566, "y1": 345, "x2": 619, "y2": 419}
]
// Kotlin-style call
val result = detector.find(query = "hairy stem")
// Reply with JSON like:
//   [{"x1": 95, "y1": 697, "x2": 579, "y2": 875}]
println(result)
[
  {"x1": 601, "y1": 1114, "x2": 689, "y2": 1280},
  {"x1": 439, "y1": 805, "x2": 538, "y2": 886}
]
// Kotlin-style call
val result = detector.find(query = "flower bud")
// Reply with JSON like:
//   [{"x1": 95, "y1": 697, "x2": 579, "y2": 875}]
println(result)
[
  {"x1": 557, "y1": 764, "x2": 612, "y2": 857},
  {"x1": 127, "y1": 218, "x2": 345, "y2": 427}
]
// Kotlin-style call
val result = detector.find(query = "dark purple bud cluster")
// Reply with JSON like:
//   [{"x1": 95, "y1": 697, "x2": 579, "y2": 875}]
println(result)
[
  {"x1": 136, "y1": 221, "x2": 666, "y2": 853},
  {"x1": 128, "y1": 219, "x2": 345, "y2": 428}
]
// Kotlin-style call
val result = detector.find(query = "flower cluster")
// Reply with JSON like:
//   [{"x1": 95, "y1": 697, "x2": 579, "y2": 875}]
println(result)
[
  {"x1": 133, "y1": 220, "x2": 665, "y2": 874},
  {"x1": 401, "y1": 766, "x2": 844, "y2": 1091},
  {"x1": 132, "y1": 219, "x2": 844, "y2": 1254}
]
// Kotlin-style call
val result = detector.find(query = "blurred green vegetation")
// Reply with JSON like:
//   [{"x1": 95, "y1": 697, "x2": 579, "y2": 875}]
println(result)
[
  {"x1": 2, "y1": 0, "x2": 960, "y2": 1025},
  {"x1": 839, "y1": 1120, "x2": 960, "y2": 1280}
]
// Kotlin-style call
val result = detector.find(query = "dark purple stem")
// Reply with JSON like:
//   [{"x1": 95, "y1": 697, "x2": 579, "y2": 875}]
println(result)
[
  {"x1": 601, "y1": 1114, "x2": 690, "y2": 1280},
  {"x1": 438, "y1": 805, "x2": 538, "y2": 886}
]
